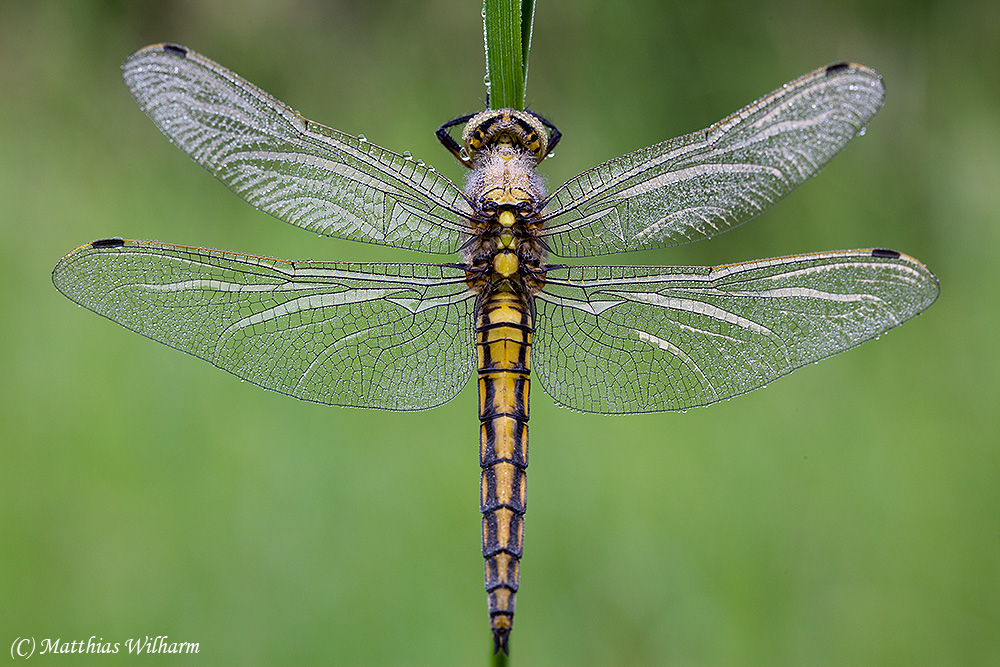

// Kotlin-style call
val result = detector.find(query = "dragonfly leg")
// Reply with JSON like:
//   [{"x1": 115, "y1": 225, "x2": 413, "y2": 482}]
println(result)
[{"x1": 436, "y1": 112, "x2": 478, "y2": 167}]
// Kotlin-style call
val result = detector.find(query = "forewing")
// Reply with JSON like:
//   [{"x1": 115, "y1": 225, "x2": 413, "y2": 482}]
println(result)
[
  {"x1": 540, "y1": 63, "x2": 885, "y2": 257},
  {"x1": 122, "y1": 44, "x2": 472, "y2": 254},
  {"x1": 533, "y1": 249, "x2": 938, "y2": 413},
  {"x1": 52, "y1": 239, "x2": 477, "y2": 410}
]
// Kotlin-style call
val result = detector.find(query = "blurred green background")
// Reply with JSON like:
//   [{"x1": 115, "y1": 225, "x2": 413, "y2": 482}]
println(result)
[{"x1": 2, "y1": 0, "x2": 997, "y2": 664}]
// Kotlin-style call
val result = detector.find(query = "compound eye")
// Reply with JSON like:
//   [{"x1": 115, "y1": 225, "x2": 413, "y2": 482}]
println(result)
[
  {"x1": 479, "y1": 200, "x2": 499, "y2": 217},
  {"x1": 465, "y1": 128, "x2": 487, "y2": 155},
  {"x1": 517, "y1": 200, "x2": 535, "y2": 217},
  {"x1": 523, "y1": 133, "x2": 541, "y2": 156}
]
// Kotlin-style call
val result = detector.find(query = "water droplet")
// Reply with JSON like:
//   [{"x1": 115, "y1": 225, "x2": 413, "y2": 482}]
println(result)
[
  {"x1": 402, "y1": 150, "x2": 412, "y2": 160},
  {"x1": 358, "y1": 133, "x2": 367, "y2": 142},
  {"x1": 858, "y1": 127, "x2": 867, "y2": 136},
  {"x1": 484, "y1": 74, "x2": 491, "y2": 86},
  {"x1": 416, "y1": 159, "x2": 425, "y2": 166}
]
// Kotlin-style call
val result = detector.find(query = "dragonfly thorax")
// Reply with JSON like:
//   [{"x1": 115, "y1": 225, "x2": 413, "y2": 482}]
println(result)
[
  {"x1": 463, "y1": 142, "x2": 547, "y2": 295},
  {"x1": 453, "y1": 109, "x2": 556, "y2": 295},
  {"x1": 466, "y1": 146, "x2": 544, "y2": 210}
]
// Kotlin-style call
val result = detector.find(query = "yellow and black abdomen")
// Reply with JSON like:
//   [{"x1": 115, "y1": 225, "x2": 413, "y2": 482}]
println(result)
[{"x1": 477, "y1": 289, "x2": 531, "y2": 655}]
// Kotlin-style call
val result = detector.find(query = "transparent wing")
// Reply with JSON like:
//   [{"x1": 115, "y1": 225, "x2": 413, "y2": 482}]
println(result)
[
  {"x1": 52, "y1": 239, "x2": 477, "y2": 410},
  {"x1": 122, "y1": 44, "x2": 472, "y2": 254},
  {"x1": 533, "y1": 249, "x2": 938, "y2": 413},
  {"x1": 540, "y1": 63, "x2": 885, "y2": 257}
]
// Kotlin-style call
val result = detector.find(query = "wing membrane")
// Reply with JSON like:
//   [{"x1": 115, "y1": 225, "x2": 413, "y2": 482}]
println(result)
[
  {"x1": 53, "y1": 239, "x2": 477, "y2": 410},
  {"x1": 540, "y1": 63, "x2": 885, "y2": 257},
  {"x1": 533, "y1": 249, "x2": 938, "y2": 413},
  {"x1": 122, "y1": 44, "x2": 472, "y2": 254}
]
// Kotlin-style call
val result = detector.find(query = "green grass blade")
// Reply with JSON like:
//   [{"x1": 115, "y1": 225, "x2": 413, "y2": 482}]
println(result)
[
  {"x1": 521, "y1": 0, "x2": 535, "y2": 96},
  {"x1": 483, "y1": 0, "x2": 533, "y2": 109},
  {"x1": 491, "y1": 644, "x2": 509, "y2": 666}
]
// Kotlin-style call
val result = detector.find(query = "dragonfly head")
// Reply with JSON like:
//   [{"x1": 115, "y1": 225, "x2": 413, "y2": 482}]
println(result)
[{"x1": 462, "y1": 109, "x2": 550, "y2": 164}]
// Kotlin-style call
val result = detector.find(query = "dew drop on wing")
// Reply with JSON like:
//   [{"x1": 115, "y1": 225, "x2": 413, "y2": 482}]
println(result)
[
  {"x1": 358, "y1": 134, "x2": 367, "y2": 142},
  {"x1": 403, "y1": 150, "x2": 412, "y2": 160}
]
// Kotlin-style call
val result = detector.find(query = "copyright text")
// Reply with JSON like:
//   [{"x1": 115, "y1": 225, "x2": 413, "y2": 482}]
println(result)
[{"x1": 11, "y1": 636, "x2": 199, "y2": 659}]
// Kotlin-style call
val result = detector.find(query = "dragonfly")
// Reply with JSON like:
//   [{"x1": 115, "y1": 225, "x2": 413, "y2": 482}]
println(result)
[{"x1": 53, "y1": 44, "x2": 939, "y2": 654}]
